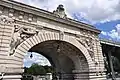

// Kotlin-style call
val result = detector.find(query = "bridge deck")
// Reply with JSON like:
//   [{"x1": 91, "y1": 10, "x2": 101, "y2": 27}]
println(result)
[{"x1": 100, "y1": 39, "x2": 120, "y2": 47}]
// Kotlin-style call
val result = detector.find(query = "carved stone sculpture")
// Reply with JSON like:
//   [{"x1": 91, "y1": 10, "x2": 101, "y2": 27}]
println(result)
[
  {"x1": 59, "y1": 31, "x2": 64, "y2": 40},
  {"x1": 0, "y1": 16, "x2": 14, "y2": 25},
  {"x1": 76, "y1": 37, "x2": 95, "y2": 60},
  {"x1": 85, "y1": 38, "x2": 94, "y2": 59},
  {"x1": 53, "y1": 4, "x2": 67, "y2": 19},
  {"x1": 9, "y1": 25, "x2": 38, "y2": 55}
]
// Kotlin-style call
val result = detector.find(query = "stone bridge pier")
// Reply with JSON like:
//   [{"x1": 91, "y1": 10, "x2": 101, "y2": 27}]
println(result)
[{"x1": 0, "y1": 0, "x2": 106, "y2": 80}]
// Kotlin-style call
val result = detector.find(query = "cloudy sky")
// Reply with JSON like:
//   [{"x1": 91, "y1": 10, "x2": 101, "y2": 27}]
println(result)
[
  {"x1": 24, "y1": 52, "x2": 51, "y2": 67},
  {"x1": 14, "y1": 0, "x2": 120, "y2": 41},
  {"x1": 14, "y1": 0, "x2": 120, "y2": 67}
]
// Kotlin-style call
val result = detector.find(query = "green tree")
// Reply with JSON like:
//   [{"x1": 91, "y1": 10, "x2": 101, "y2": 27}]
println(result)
[
  {"x1": 23, "y1": 63, "x2": 55, "y2": 76},
  {"x1": 44, "y1": 65, "x2": 54, "y2": 73},
  {"x1": 27, "y1": 63, "x2": 46, "y2": 75}
]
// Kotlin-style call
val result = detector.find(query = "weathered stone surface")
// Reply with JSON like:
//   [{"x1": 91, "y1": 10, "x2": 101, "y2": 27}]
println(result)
[{"x1": 0, "y1": 0, "x2": 106, "y2": 80}]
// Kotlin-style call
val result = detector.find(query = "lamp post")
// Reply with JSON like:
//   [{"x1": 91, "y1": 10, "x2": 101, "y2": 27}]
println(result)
[{"x1": 30, "y1": 52, "x2": 33, "y2": 59}]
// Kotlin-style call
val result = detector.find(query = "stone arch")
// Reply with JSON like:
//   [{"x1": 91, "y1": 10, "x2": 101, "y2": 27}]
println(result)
[{"x1": 14, "y1": 32, "x2": 95, "y2": 71}]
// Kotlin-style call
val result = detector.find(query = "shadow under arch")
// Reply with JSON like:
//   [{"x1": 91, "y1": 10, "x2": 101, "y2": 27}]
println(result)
[
  {"x1": 23, "y1": 40, "x2": 77, "y2": 80},
  {"x1": 28, "y1": 40, "x2": 76, "y2": 73}
]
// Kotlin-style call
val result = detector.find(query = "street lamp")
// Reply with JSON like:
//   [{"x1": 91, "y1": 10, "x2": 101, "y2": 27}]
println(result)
[
  {"x1": 57, "y1": 44, "x2": 61, "y2": 53},
  {"x1": 30, "y1": 52, "x2": 33, "y2": 59}
]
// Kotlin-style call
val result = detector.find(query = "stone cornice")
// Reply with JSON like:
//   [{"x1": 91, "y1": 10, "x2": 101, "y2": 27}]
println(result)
[{"x1": 0, "y1": 0, "x2": 101, "y2": 34}]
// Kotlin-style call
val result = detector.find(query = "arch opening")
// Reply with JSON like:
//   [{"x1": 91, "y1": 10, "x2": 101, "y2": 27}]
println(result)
[
  {"x1": 23, "y1": 52, "x2": 52, "y2": 68},
  {"x1": 22, "y1": 40, "x2": 89, "y2": 80},
  {"x1": 13, "y1": 32, "x2": 92, "y2": 80},
  {"x1": 23, "y1": 52, "x2": 54, "y2": 80}
]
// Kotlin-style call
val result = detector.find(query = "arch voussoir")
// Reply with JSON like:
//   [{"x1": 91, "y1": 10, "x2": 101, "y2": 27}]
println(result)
[
  {"x1": 32, "y1": 35, "x2": 38, "y2": 44},
  {"x1": 29, "y1": 37, "x2": 37, "y2": 45},
  {"x1": 64, "y1": 36, "x2": 94, "y2": 66},
  {"x1": 14, "y1": 32, "x2": 94, "y2": 75},
  {"x1": 34, "y1": 35, "x2": 41, "y2": 43}
]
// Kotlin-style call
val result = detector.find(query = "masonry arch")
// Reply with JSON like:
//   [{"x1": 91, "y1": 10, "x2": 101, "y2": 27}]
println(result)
[{"x1": 14, "y1": 32, "x2": 95, "y2": 79}]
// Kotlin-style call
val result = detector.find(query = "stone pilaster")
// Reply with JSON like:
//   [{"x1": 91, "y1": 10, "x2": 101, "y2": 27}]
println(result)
[
  {"x1": 89, "y1": 38, "x2": 106, "y2": 80},
  {"x1": 0, "y1": 16, "x2": 14, "y2": 56}
]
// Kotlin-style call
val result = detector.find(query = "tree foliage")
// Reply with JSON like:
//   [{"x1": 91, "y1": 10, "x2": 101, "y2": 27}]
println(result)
[{"x1": 24, "y1": 63, "x2": 54, "y2": 75}]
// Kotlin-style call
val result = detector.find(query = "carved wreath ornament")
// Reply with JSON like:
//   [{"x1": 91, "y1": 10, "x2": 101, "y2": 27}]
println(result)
[
  {"x1": 9, "y1": 25, "x2": 38, "y2": 55},
  {"x1": 0, "y1": 16, "x2": 14, "y2": 25}
]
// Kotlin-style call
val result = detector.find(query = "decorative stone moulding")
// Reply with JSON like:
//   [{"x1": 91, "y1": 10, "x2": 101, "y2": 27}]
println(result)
[
  {"x1": 0, "y1": 6, "x2": 3, "y2": 14},
  {"x1": 9, "y1": 9, "x2": 14, "y2": 17},
  {"x1": 19, "y1": 12, "x2": 24, "y2": 20},
  {"x1": 0, "y1": 16, "x2": 14, "y2": 25},
  {"x1": 28, "y1": 14, "x2": 33, "y2": 22},
  {"x1": 59, "y1": 30, "x2": 64, "y2": 40}
]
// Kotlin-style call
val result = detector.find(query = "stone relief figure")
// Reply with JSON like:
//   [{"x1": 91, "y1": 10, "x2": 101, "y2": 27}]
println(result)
[
  {"x1": 10, "y1": 25, "x2": 22, "y2": 55},
  {"x1": 85, "y1": 38, "x2": 94, "y2": 59},
  {"x1": 76, "y1": 37, "x2": 95, "y2": 60},
  {"x1": 53, "y1": 4, "x2": 67, "y2": 19},
  {"x1": 9, "y1": 25, "x2": 38, "y2": 55}
]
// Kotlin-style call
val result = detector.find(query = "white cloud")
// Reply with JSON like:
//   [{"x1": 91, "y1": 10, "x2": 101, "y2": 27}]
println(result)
[
  {"x1": 14, "y1": 0, "x2": 120, "y2": 40},
  {"x1": 14, "y1": 0, "x2": 120, "y2": 24},
  {"x1": 101, "y1": 31, "x2": 107, "y2": 36},
  {"x1": 24, "y1": 52, "x2": 51, "y2": 67},
  {"x1": 116, "y1": 24, "x2": 120, "y2": 36},
  {"x1": 101, "y1": 24, "x2": 120, "y2": 41},
  {"x1": 108, "y1": 29, "x2": 119, "y2": 39}
]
